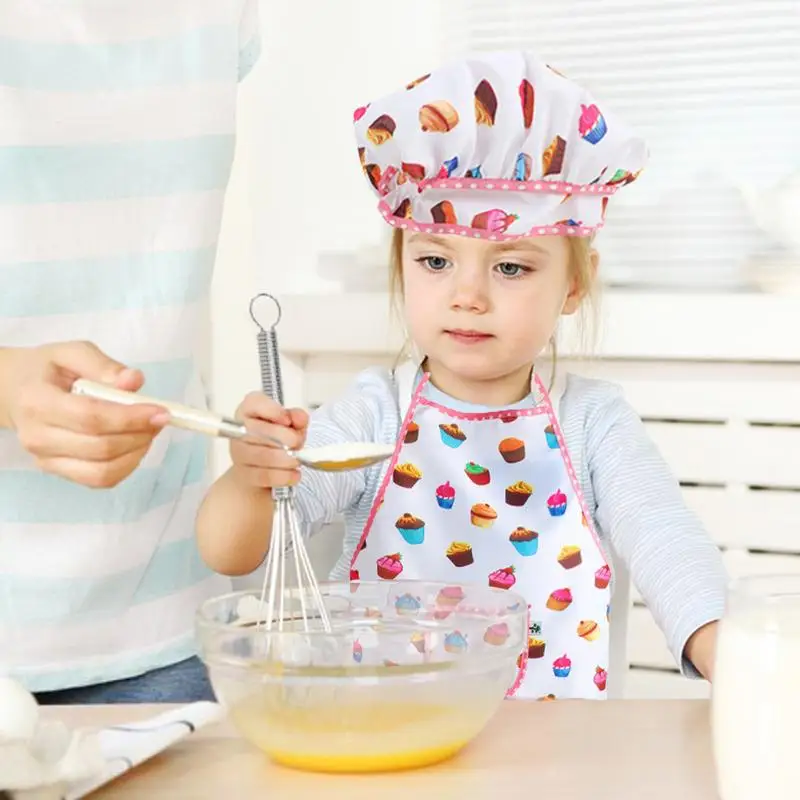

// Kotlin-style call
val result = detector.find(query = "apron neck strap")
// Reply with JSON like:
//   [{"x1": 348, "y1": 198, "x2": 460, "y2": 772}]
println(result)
[{"x1": 393, "y1": 360, "x2": 420, "y2": 419}]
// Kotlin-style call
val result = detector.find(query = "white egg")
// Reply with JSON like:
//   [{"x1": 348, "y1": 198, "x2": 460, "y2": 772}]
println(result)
[{"x1": 0, "y1": 676, "x2": 40, "y2": 742}]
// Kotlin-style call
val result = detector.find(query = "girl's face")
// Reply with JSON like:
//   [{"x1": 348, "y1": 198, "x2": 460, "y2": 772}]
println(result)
[{"x1": 401, "y1": 232, "x2": 585, "y2": 405}]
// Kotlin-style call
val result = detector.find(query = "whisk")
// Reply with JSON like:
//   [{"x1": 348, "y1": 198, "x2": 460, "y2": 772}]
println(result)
[{"x1": 249, "y1": 293, "x2": 332, "y2": 635}]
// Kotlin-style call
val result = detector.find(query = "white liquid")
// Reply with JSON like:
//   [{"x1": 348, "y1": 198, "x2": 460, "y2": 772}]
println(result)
[{"x1": 712, "y1": 601, "x2": 800, "y2": 800}]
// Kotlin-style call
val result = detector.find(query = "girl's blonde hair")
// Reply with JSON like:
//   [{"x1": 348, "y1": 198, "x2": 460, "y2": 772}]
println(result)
[{"x1": 387, "y1": 229, "x2": 599, "y2": 370}]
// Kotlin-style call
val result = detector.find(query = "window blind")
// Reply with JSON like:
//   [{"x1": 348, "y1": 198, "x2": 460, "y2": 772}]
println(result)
[{"x1": 443, "y1": 0, "x2": 800, "y2": 290}]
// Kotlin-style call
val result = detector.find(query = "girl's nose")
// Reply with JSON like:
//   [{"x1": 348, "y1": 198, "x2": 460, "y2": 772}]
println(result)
[{"x1": 449, "y1": 269, "x2": 489, "y2": 312}]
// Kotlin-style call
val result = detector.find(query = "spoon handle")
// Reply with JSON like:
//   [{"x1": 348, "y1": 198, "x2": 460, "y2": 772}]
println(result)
[
  {"x1": 71, "y1": 379, "x2": 248, "y2": 437},
  {"x1": 71, "y1": 379, "x2": 297, "y2": 454}
]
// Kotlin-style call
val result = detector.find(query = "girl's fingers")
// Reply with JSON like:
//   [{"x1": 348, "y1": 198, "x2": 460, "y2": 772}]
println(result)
[
  {"x1": 236, "y1": 392, "x2": 292, "y2": 426},
  {"x1": 230, "y1": 440, "x2": 300, "y2": 471},
  {"x1": 240, "y1": 418, "x2": 305, "y2": 451}
]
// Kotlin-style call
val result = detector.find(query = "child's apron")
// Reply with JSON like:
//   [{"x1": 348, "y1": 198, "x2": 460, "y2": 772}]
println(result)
[{"x1": 350, "y1": 362, "x2": 612, "y2": 700}]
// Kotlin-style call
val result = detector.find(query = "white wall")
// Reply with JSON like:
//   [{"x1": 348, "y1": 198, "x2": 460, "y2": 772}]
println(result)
[
  {"x1": 210, "y1": 0, "x2": 444, "y2": 456},
  {"x1": 245, "y1": 0, "x2": 444, "y2": 295}
]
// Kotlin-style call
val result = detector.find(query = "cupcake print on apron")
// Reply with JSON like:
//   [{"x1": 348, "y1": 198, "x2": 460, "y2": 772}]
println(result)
[{"x1": 351, "y1": 371, "x2": 612, "y2": 700}]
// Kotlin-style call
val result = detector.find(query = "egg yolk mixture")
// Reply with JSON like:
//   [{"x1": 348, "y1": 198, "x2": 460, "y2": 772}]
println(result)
[{"x1": 230, "y1": 699, "x2": 486, "y2": 773}]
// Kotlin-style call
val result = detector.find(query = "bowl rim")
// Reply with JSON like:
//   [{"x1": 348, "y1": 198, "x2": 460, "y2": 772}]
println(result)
[{"x1": 195, "y1": 580, "x2": 529, "y2": 636}]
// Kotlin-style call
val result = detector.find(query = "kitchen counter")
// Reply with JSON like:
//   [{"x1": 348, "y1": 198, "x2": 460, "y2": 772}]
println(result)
[{"x1": 48, "y1": 700, "x2": 720, "y2": 799}]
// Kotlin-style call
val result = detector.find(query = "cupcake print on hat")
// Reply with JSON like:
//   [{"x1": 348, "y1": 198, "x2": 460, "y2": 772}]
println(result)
[
  {"x1": 419, "y1": 100, "x2": 460, "y2": 133},
  {"x1": 509, "y1": 527, "x2": 539, "y2": 556},
  {"x1": 553, "y1": 654, "x2": 572, "y2": 678},
  {"x1": 439, "y1": 423, "x2": 466, "y2": 448},
  {"x1": 406, "y1": 73, "x2": 430, "y2": 90},
  {"x1": 498, "y1": 437, "x2": 525, "y2": 463},
  {"x1": 394, "y1": 198, "x2": 412, "y2": 219},
  {"x1": 438, "y1": 156, "x2": 459, "y2": 178},
  {"x1": 579, "y1": 103, "x2": 607, "y2": 144},
  {"x1": 474, "y1": 79, "x2": 498, "y2": 126},
  {"x1": 514, "y1": 152, "x2": 532, "y2": 182},
  {"x1": 519, "y1": 78, "x2": 534, "y2": 128},
  {"x1": 465, "y1": 461, "x2": 490, "y2": 485},
  {"x1": 366, "y1": 114, "x2": 396, "y2": 146},
  {"x1": 395, "y1": 513, "x2": 425, "y2": 545},
  {"x1": 436, "y1": 481, "x2": 456, "y2": 509},
  {"x1": 471, "y1": 209, "x2": 519, "y2": 234},
  {"x1": 548, "y1": 489, "x2": 568, "y2": 517},
  {"x1": 542, "y1": 135, "x2": 567, "y2": 177},
  {"x1": 431, "y1": 200, "x2": 458, "y2": 224}
]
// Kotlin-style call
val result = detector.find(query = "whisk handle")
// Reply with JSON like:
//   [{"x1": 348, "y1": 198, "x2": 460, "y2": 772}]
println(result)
[
  {"x1": 251, "y1": 294, "x2": 292, "y2": 500},
  {"x1": 257, "y1": 327, "x2": 285, "y2": 406}
]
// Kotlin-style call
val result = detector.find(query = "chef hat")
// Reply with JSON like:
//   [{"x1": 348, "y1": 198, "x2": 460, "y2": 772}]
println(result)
[{"x1": 353, "y1": 50, "x2": 648, "y2": 240}]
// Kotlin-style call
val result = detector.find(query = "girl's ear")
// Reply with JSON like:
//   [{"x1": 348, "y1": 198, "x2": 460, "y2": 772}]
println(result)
[{"x1": 562, "y1": 247, "x2": 599, "y2": 316}]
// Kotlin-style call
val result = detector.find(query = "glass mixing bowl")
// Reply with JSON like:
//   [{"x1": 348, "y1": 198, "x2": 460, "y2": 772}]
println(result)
[{"x1": 196, "y1": 580, "x2": 527, "y2": 773}]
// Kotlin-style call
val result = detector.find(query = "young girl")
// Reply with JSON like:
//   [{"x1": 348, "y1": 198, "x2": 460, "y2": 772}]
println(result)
[{"x1": 197, "y1": 50, "x2": 728, "y2": 699}]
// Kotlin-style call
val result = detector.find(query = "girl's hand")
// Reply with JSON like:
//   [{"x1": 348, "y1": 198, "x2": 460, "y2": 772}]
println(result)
[
  {"x1": 0, "y1": 342, "x2": 168, "y2": 488},
  {"x1": 685, "y1": 621, "x2": 719, "y2": 681},
  {"x1": 230, "y1": 392, "x2": 309, "y2": 489}
]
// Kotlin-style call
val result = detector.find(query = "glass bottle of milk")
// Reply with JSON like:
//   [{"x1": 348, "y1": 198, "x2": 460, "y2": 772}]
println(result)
[{"x1": 712, "y1": 575, "x2": 800, "y2": 800}]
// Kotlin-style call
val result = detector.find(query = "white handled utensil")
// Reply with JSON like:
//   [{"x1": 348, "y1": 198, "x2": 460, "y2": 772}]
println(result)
[{"x1": 71, "y1": 379, "x2": 393, "y2": 473}]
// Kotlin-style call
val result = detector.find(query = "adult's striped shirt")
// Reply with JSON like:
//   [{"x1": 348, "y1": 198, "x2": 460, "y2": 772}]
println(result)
[{"x1": 0, "y1": 0, "x2": 259, "y2": 691}]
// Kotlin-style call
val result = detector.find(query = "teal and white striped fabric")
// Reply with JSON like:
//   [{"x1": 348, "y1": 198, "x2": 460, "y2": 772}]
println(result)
[{"x1": 0, "y1": 1, "x2": 259, "y2": 692}]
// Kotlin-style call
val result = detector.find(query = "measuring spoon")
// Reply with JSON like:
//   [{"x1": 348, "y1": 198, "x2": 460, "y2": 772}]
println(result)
[{"x1": 71, "y1": 380, "x2": 394, "y2": 473}]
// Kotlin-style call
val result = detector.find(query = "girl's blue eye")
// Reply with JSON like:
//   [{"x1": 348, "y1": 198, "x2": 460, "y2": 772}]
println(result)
[
  {"x1": 420, "y1": 256, "x2": 449, "y2": 271},
  {"x1": 496, "y1": 262, "x2": 527, "y2": 278}
]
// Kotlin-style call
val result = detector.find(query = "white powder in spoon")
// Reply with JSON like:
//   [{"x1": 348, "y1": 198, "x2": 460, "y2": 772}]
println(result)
[{"x1": 296, "y1": 442, "x2": 394, "y2": 466}]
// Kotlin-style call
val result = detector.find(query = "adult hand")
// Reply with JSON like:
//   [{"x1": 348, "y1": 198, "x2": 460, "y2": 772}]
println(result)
[{"x1": 0, "y1": 341, "x2": 169, "y2": 488}]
